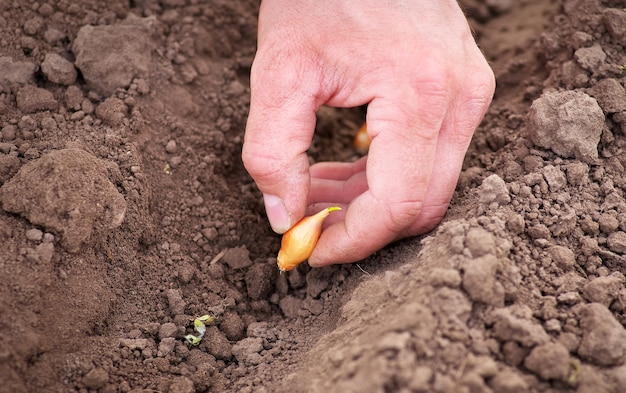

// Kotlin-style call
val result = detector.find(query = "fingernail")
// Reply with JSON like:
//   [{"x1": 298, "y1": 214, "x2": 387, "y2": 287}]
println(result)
[{"x1": 263, "y1": 194, "x2": 291, "y2": 234}]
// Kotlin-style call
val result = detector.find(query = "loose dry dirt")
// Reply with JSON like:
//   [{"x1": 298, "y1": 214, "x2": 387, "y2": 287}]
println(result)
[{"x1": 1, "y1": 0, "x2": 625, "y2": 392}]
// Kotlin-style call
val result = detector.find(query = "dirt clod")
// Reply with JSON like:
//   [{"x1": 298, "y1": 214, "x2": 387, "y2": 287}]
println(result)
[
  {"x1": 165, "y1": 289, "x2": 186, "y2": 316},
  {"x1": 222, "y1": 246, "x2": 253, "y2": 269},
  {"x1": 158, "y1": 322, "x2": 178, "y2": 340},
  {"x1": 169, "y1": 376, "x2": 195, "y2": 393},
  {"x1": 219, "y1": 312, "x2": 245, "y2": 341},
  {"x1": 15, "y1": 85, "x2": 58, "y2": 113},
  {"x1": 96, "y1": 97, "x2": 128, "y2": 126},
  {"x1": 82, "y1": 367, "x2": 109, "y2": 390},
  {"x1": 0, "y1": 56, "x2": 37, "y2": 85},
  {"x1": 202, "y1": 326, "x2": 232, "y2": 361},
  {"x1": 41, "y1": 53, "x2": 77, "y2": 85},
  {"x1": 524, "y1": 342, "x2": 571, "y2": 381},
  {"x1": 0, "y1": 148, "x2": 126, "y2": 252},
  {"x1": 602, "y1": 8, "x2": 626, "y2": 45},
  {"x1": 582, "y1": 275, "x2": 624, "y2": 306},
  {"x1": 245, "y1": 261, "x2": 277, "y2": 300},
  {"x1": 491, "y1": 307, "x2": 550, "y2": 347},
  {"x1": 607, "y1": 231, "x2": 626, "y2": 254},
  {"x1": 587, "y1": 78, "x2": 626, "y2": 114},
  {"x1": 577, "y1": 303, "x2": 626, "y2": 367},
  {"x1": 479, "y1": 173, "x2": 511, "y2": 205},
  {"x1": 527, "y1": 90, "x2": 604, "y2": 162},
  {"x1": 72, "y1": 16, "x2": 154, "y2": 96},
  {"x1": 462, "y1": 254, "x2": 503, "y2": 305}
]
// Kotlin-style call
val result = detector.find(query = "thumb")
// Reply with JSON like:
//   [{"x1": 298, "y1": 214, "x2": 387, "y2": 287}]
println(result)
[{"x1": 242, "y1": 59, "x2": 319, "y2": 233}]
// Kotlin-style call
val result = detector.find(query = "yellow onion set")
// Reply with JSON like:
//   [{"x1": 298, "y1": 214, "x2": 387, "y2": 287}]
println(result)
[
  {"x1": 276, "y1": 207, "x2": 341, "y2": 272},
  {"x1": 353, "y1": 122, "x2": 370, "y2": 153}
]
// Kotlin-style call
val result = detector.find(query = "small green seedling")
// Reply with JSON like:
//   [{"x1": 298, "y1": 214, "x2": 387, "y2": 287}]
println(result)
[
  {"x1": 163, "y1": 163, "x2": 172, "y2": 175},
  {"x1": 184, "y1": 314, "x2": 215, "y2": 346}
]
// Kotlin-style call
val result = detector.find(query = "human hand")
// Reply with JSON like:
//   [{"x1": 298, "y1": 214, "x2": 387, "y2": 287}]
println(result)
[{"x1": 242, "y1": 0, "x2": 495, "y2": 266}]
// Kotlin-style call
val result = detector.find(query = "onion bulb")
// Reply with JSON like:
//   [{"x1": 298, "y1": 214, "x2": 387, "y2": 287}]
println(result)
[
  {"x1": 276, "y1": 207, "x2": 341, "y2": 272},
  {"x1": 353, "y1": 122, "x2": 370, "y2": 153}
]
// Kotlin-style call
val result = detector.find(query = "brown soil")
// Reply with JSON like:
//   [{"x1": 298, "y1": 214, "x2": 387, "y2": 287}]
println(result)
[{"x1": 1, "y1": 0, "x2": 626, "y2": 392}]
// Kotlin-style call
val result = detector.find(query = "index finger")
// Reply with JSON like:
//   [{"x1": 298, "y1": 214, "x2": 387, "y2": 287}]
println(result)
[{"x1": 241, "y1": 44, "x2": 325, "y2": 233}]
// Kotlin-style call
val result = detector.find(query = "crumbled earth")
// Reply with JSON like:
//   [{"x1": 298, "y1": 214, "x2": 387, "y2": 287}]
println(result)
[{"x1": 1, "y1": 0, "x2": 626, "y2": 392}]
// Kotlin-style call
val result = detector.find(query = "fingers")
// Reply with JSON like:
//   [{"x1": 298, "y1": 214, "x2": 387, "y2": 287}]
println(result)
[
  {"x1": 308, "y1": 73, "x2": 450, "y2": 265},
  {"x1": 309, "y1": 156, "x2": 367, "y2": 180},
  {"x1": 402, "y1": 48, "x2": 496, "y2": 236},
  {"x1": 242, "y1": 104, "x2": 313, "y2": 233},
  {"x1": 308, "y1": 158, "x2": 369, "y2": 205},
  {"x1": 308, "y1": 52, "x2": 494, "y2": 266},
  {"x1": 242, "y1": 51, "x2": 322, "y2": 233}
]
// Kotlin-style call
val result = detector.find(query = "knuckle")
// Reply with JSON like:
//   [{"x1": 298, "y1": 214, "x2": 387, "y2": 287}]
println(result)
[
  {"x1": 383, "y1": 199, "x2": 424, "y2": 233},
  {"x1": 241, "y1": 141, "x2": 280, "y2": 179},
  {"x1": 451, "y1": 63, "x2": 495, "y2": 134},
  {"x1": 250, "y1": 44, "x2": 321, "y2": 107},
  {"x1": 466, "y1": 63, "x2": 496, "y2": 104},
  {"x1": 397, "y1": 202, "x2": 449, "y2": 238}
]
